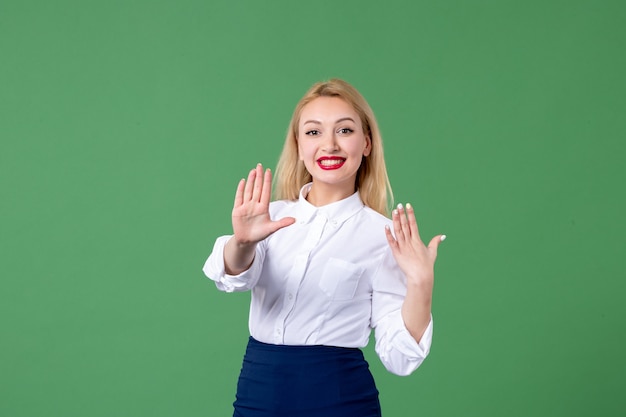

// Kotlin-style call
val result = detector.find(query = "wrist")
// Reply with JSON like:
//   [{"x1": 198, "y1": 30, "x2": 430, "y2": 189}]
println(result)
[
  {"x1": 233, "y1": 239, "x2": 257, "y2": 249},
  {"x1": 405, "y1": 279, "x2": 433, "y2": 301}
]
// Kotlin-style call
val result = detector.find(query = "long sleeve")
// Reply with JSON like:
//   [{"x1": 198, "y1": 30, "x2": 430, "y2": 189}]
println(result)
[
  {"x1": 371, "y1": 249, "x2": 433, "y2": 376},
  {"x1": 202, "y1": 235, "x2": 267, "y2": 293}
]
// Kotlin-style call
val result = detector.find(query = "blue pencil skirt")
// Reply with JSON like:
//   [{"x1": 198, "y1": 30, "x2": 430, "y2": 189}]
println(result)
[{"x1": 233, "y1": 337, "x2": 382, "y2": 417}]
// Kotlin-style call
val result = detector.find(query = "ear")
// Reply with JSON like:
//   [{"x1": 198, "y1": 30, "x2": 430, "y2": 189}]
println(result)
[{"x1": 363, "y1": 134, "x2": 372, "y2": 157}]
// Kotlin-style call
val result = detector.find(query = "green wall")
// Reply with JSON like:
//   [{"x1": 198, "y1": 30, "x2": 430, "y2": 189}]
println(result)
[{"x1": 1, "y1": 1, "x2": 624, "y2": 416}]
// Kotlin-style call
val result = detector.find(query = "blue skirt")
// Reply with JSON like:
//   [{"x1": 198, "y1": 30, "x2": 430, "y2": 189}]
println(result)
[{"x1": 233, "y1": 337, "x2": 381, "y2": 417}]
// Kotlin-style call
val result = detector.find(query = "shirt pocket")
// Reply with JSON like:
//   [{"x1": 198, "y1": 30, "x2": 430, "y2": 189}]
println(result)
[{"x1": 318, "y1": 258, "x2": 364, "y2": 301}]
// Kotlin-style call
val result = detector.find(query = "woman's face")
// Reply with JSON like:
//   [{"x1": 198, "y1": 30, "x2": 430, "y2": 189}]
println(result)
[{"x1": 297, "y1": 96, "x2": 371, "y2": 200}]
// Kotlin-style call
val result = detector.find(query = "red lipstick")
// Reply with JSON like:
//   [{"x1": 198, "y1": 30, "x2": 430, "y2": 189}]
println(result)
[{"x1": 317, "y1": 156, "x2": 346, "y2": 170}]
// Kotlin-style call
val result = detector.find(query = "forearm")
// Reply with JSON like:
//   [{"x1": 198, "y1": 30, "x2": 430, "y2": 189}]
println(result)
[
  {"x1": 401, "y1": 279, "x2": 433, "y2": 344},
  {"x1": 223, "y1": 236, "x2": 257, "y2": 275}
]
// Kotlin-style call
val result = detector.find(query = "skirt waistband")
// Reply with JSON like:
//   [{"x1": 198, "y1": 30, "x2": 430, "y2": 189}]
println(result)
[
  {"x1": 234, "y1": 337, "x2": 381, "y2": 416},
  {"x1": 245, "y1": 336, "x2": 363, "y2": 362}
]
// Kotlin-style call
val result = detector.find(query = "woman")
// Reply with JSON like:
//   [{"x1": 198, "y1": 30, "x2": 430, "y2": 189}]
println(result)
[{"x1": 203, "y1": 78, "x2": 445, "y2": 416}]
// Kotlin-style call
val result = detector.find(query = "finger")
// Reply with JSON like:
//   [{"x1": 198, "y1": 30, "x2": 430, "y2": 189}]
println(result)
[
  {"x1": 392, "y1": 206, "x2": 405, "y2": 242},
  {"x1": 234, "y1": 178, "x2": 245, "y2": 208},
  {"x1": 261, "y1": 217, "x2": 297, "y2": 240},
  {"x1": 269, "y1": 216, "x2": 297, "y2": 233},
  {"x1": 260, "y1": 168, "x2": 272, "y2": 207},
  {"x1": 384, "y1": 225, "x2": 398, "y2": 249},
  {"x1": 251, "y1": 163, "x2": 263, "y2": 202},
  {"x1": 397, "y1": 203, "x2": 410, "y2": 237},
  {"x1": 427, "y1": 234, "x2": 447, "y2": 257},
  {"x1": 405, "y1": 203, "x2": 421, "y2": 241},
  {"x1": 243, "y1": 168, "x2": 256, "y2": 201}
]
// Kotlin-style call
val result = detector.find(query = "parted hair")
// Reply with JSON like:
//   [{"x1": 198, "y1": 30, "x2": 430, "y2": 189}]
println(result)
[{"x1": 274, "y1": 79, "x2": 393, "y2": 217}]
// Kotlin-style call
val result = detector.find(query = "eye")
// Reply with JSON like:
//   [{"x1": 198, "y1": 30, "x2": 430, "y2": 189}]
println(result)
[
  {"x1": 305, "y1": 129, "x2": 321, "y2": 136},
  {"x1": 338, "y1": 128, "x2": 354, "y2": 135}
]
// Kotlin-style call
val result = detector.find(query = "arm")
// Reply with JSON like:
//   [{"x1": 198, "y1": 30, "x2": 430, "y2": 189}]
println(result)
[
  {"x1": 202, "y1": 235, "x2": 265, "y2": 292},
  {"x1": 371, "y1": 248, "x2": 435, "y2": 376},
  {"x1": 384, "y1": 203, "x2": 445, "y2": 344},
  {"x1": 370, "y1": 203, "x2": 443, "y2": 376},
  {"x1": 202, "y1": 164, "x2": 295, "y2": 292}
]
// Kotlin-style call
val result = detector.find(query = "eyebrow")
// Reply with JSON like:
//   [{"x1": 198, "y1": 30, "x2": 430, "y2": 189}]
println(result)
[{"x1": 302, "y1": 117, "x2": 356, "y2": 125}]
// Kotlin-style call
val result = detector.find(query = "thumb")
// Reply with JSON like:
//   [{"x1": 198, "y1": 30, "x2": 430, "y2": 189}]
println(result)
[
  {"x1": 427, "y1": 234, "x2": 447, "y2": 254},
  {"x1": 269, "y1": 216, "x2": 296, "y2": 234}
]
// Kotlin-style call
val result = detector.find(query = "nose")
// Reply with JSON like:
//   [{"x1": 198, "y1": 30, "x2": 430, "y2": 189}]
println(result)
[{"x1": 321, "y1": 132, "x2": 339, "y2": 152}]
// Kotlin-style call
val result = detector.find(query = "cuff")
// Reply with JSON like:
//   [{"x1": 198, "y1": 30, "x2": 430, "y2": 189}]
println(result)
[{"x1": 202, "y1": 235, "x2": 258, "y2": 292}]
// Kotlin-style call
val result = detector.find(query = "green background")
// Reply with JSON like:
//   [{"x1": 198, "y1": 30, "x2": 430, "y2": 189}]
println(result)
[{"x1": 1, "y1": 0, "x2": 624, "y2": 416}]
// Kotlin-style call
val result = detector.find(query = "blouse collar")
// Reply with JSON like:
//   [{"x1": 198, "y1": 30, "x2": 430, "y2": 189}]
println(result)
[{"x1": 296, "y1": 183, "x2": 365, "y2": 228}]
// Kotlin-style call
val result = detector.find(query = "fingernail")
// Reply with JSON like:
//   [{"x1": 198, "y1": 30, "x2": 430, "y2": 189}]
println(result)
[
  {"x1": 397, "y1": 203, "x2": 403, "y2": 210},
  {"x1": 441, "y1": 235, "x2": 447, "y2": 241},
  {"x1": 406, "y1": 203, "x2": 412, "y2": 210},
  {"x1": 392, "y1": 209, "x2": 398, "y2": 216}
]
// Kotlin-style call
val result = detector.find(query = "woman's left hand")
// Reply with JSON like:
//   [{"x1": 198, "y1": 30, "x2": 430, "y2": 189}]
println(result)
[
  {"x1": 385, "y1": 203, "x2": 445, "y2": 342},
  {"x1": 384, "y1": 203, "x2": 445, "y2": 286}
]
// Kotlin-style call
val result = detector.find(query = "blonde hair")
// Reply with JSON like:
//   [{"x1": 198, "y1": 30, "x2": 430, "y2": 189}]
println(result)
[{"x1": 274, "y1": 78, "x2": 393, "y2": 216}]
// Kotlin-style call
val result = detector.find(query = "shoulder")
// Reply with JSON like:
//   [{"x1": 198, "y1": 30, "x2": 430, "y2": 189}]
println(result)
[
  {"x1": 346, "y1": 206, "x2": 392, "y2": 251},
  {"x1": 359, "y1": 205, "x2": 392, "y2": 227}
]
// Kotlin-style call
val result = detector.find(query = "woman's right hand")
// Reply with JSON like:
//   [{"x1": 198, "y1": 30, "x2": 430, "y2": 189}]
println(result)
[
  {"x1": 231, "y1": 163, "x2": 295, "y2": 245},
  {"x1": 224, "y1": 164, "x2": 295, "y2": 275}
]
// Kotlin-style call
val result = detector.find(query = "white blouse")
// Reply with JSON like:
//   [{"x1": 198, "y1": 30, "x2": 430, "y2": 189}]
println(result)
[{"x1": 202, "y1": 183, "x2": 433, "y2": 376}]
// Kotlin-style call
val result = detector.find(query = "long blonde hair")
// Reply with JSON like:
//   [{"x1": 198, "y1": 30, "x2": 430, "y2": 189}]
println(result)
[{"x1": 274, "y1": 78, "x2": 393, "y2": 216}]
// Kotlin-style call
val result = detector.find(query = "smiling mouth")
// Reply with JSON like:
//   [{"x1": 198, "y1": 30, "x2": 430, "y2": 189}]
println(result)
[{"x1": 317, "y1": 157, "x2": 346, "y2": 170}]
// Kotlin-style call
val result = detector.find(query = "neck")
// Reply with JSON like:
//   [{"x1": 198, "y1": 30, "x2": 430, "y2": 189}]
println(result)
[{"x1": 306, "y1": 182, "x2": 356, "y2": 207}]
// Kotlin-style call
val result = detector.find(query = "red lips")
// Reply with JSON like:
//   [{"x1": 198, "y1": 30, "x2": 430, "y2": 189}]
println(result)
[{"x1": 317, "y1": 156, "x2": 346, "y2": 170}]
